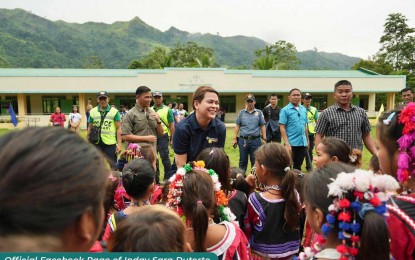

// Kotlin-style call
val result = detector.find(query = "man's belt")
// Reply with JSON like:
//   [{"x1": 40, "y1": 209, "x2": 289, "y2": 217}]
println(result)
[{"x1": 240, "y1": 135, "x2": 260, "y2": 140}]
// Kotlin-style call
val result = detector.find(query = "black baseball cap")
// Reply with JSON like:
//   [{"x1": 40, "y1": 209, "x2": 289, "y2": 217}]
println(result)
[{"x1": 97, "y1": 91, "x2": 109, "y2": 98}]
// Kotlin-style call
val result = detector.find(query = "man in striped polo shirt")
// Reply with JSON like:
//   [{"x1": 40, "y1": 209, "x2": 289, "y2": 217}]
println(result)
[{"x1": 314, "y1": 80, "x2": 377, "y2": 155}]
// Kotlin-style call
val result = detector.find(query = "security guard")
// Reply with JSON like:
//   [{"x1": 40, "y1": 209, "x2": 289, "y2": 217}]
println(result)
[
  {"x1": 88, "y1": 91, "x2": 122, "y2": 167},
  {"x1": 302, "y1": 93, "x2": 318, "y2": 172},
  {"x1": 152, "y1": 91, "x2": 175, "y2": 182}
]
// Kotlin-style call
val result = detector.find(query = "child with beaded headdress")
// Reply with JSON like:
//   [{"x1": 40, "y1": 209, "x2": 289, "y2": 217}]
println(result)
[
  {"x1": 197, "y1": 147, "x2": 248, "y2": 228},
  {"x1": 244, "y1": 142, "x2": 301, "y2": 259},
  {"x1": 377, "y1": 103, "x2": 415, "y2": 260},
  {"x1": 166, "y1": 161, "x2": 250, "y2": 259},
  {"x1": 301, "y1": 162, "x2": 399, "y2": 260}
]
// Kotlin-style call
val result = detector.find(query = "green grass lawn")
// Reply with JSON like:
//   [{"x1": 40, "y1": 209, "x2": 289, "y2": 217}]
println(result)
[{"x1": 0, "y1": 126, "x2": 374, "y2": 178}]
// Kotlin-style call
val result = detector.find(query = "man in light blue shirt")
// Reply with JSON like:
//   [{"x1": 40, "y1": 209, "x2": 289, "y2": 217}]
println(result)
[
  {"x1": 280, "y1": 88, "x2": 309, "y2": 170},
  {"x1": 233, "y1": 94, "x2": 266, "y2": 173}
]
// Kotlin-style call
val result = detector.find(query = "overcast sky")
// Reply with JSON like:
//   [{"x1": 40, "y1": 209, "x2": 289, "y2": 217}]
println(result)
[{"x1": 1, "y1": 0, "x2": 414, "y2": 59}]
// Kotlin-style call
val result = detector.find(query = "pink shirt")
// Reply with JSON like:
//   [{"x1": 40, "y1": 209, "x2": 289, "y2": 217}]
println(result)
[{"x1": 50, "y1": 113, "x2": 66, "y2": 127}]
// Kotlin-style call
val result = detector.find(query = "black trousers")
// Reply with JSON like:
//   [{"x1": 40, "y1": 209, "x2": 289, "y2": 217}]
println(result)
[{"x1": 291, "y1": 146, "x2": 307, "y2": 171}]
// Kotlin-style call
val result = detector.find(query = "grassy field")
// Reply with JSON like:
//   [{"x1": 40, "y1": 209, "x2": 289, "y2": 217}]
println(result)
[{"x1": 0, "y1": 125, "x2": 374, "y2": 176}]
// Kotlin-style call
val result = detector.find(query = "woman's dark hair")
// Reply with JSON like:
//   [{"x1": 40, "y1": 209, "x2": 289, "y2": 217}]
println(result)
[
  {"x1": 71, "y1": 105, "x2": 78, "y2": 113},
  {"x1": 108, "y1": 205, "x2": 186, "y2": 252},
  {"x1": 122, "y1": 158, "x2": 155, "y2": 199},
  {"x1": 230, "y1": 167, "x2": 250, "y2": 197},
  {"x1": 0, "y1": 127, "x2": 108, "y2": 236},
  {"x1": 254, "y1": 142, "x2": 299, "y2": 230},
  {"x1": 181, "y1": 170, "x2": 215, "y2": 252},
  {"x1": 196, "y1": 147, "x2": 232, "y2": 194},
  {"x1": 303, "y1": 163, "x2": 389, "y2": 260},
  {"x1": 320, "y1": 137, "x2": 362, "y2": 167},
  {"x1": 192, "y1": 86, "x2": 219, "y2": 110}
]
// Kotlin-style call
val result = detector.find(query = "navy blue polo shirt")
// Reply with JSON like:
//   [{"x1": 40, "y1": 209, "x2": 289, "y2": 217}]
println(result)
[{"x1": 173, "y1": 112, "x2": 226, "y2": 162}]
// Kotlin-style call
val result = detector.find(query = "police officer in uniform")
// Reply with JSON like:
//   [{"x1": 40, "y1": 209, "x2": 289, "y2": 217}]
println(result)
[{"x1": 233, "y1": 94, "x2": 266, "y2": 173}]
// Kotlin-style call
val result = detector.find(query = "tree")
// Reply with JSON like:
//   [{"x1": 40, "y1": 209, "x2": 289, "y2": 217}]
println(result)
[
  {"x1": 82, "y1": 56, "x2": 105, "y2": 69},
  {"x1": 379, "y1": 13, "x2": 415, "y2": 71},
  {"x1": 170, "y1": 42, "x2": 215, "y2": 67},
  {"x1": 253, "y1": 41, "x2": 299, "y2": 70},
  {"x1": 128, "y1": 47, "x2": 173, "y2": 69},
  {"x1": 351, "y1": 53, "x2": 393, "y2": 75}
]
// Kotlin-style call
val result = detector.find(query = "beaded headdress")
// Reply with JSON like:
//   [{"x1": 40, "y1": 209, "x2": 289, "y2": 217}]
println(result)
[
  {"x1": 322, "y1": 170, "x2": 398, "y2": 259},
  {"x1": 166, "y1": 160, "x2": 236, "y2": 223},
  {"x1": 397, "y1": 102, "x2": 415, "y2": 182}
]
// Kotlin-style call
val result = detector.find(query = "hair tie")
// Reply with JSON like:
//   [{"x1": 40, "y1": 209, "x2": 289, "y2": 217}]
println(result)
[
  {"x1": 358, "y1": 203, "x2": 375, "y2": 219},
  {"x1": 196, "y1": 200, "x2": 203, "y2": 205},
  {"x1": 382, "y1": 112, "x2": 396, "y2": 125},
  {"x1": 284, "y1": 167, "x2": 290, "y2": 172},
  {"x1": 349, "y1": 154, "x2": 357, "y2": 163}
]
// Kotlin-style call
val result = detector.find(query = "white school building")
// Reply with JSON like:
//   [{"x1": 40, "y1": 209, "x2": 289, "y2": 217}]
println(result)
[{"x1": 0, "y1": 67, "x2": 406, "y2": 127}]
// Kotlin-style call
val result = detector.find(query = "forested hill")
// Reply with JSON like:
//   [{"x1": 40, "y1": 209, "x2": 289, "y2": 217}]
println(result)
[{"x1": 0, "y1": 8, "x2": 361, "y2": 69}]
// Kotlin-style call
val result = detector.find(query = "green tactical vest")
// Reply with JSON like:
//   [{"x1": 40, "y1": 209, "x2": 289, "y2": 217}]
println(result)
[{"x1": 90, "y1": 106, "x2": 118, "y2": 145}]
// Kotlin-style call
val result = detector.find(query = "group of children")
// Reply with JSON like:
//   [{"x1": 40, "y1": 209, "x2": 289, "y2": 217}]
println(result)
[{"x1": 1, "y1": 104, "x2": 415, "y2": 260}]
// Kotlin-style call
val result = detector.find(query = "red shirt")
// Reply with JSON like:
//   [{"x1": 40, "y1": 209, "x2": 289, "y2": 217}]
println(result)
[{"x1": 50, "y1": 113, "x2": 66, "y2": 127}]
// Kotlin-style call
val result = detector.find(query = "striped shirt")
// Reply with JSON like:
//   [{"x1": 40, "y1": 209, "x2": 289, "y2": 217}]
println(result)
[{"x1": 315, "y1": 103, "x2": 371, "y2": 150}]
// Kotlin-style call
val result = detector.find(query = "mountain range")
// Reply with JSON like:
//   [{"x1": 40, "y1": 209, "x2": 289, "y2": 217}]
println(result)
[{"x1": 0, "y1": 8, "x2": 361, "y2": 69}]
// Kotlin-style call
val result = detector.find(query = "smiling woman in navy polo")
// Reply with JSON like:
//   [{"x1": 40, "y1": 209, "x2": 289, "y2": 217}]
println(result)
[{"x1": 173, "y1": 86, "x2": 226, "y2": 168}]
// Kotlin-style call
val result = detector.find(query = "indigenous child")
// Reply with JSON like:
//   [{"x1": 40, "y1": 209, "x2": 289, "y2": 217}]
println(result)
[
  {"x1": 105, "y1": 158, "x2": 155, "y2": 240},
  {"x1": 301, "y1": 163, "x2": 399, "y2": 260},
  {"x1": 114, "y1": 144, "x2": 157, "y2": 210},
  {"x1": 314, "y1": 137, "x2": 362, "y2": 169},
  {"x1": 244, "y1": 142, "x2": 301, "y2": 259},
  {"x1": 197, "y1": 147, "x2": 248, "y2": 228},
  {"x1": 377, "y1": 104, "x2": 415, "y2": 260},
  {"x1": 167, "y1": 161, "x2": 250, "y2": 259},
  {"x1": 91, "y1": 171, "x2": 121, "y2": 252},
  {"x1": 108, "y1": 205, "x2": 189, "y2": 252},
  {"x1": 0, "y1": 127, "x2": 108, "y2": 251},
  {"x1": 230, "y1": 167, "x2": 253, "y2": 198}
]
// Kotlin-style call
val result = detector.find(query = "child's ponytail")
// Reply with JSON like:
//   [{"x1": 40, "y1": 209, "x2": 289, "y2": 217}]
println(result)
[
  {"x1": 359, "y1": 211, "x2": 390, "y2": 260},
  {"x1": 191, "y1": 201, "x2": 209, "y2": 252},
  {"x1": 281, "y1": 168, "x2": 299, "y2": 230}
]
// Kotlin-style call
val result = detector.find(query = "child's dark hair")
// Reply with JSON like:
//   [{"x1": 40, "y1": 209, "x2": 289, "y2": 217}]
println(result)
[
  {"x1": 291, "y1": 169, "x2": 304, "y2": 204},
  {"x1": 196, "y1": 147, "x2": 232, "y2": 194},
  {"x1": 303, "y1": 163, "x2": 390, "y2": 260},
  {"x1": 230, "y1": 167, "x2": 250, "y2": 197},
  {"x1": 139, "y1": 144, "x2": 157, "y2": 166},
  {"x1": 369, "y1": 154, "x2": 381, "y2": 173},
  {"x1": 0, "y1": 127, "x2": 108, "y2": 238},
  {"x1": 181, "y1": 170, "x2": 216, "y2": 252},
  {"x1": 254, "y1": 143, "x2": 299, "y2": 230},
  {"x1": 108, "y1": 205, "x2": 186, "y2": 252},
  {"x1": 320, "y1": 137, "x2": 362, "y2": 167},
  {"x1": 377, "y1": 108, "x2": 403, "y2": 158},
  {"x1": 122, "y1": 158, "x2": 155, "y2": 199},
  {"x1": 104, "y1": 171, "x2": 121, "y2": 217}
]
